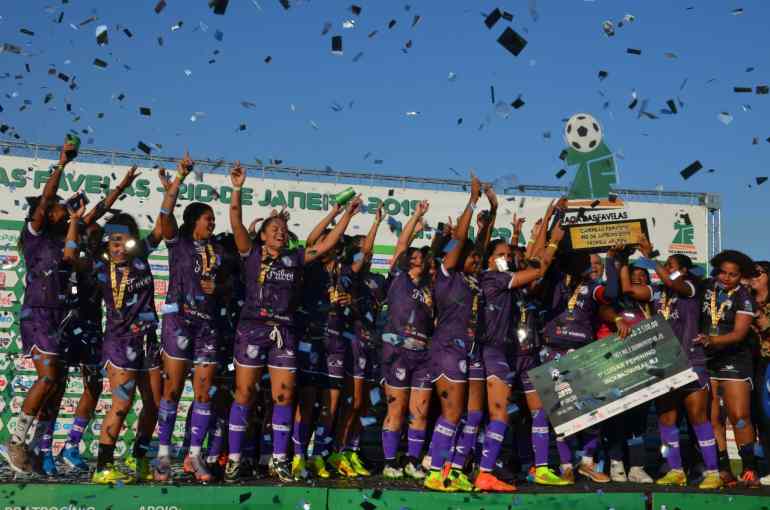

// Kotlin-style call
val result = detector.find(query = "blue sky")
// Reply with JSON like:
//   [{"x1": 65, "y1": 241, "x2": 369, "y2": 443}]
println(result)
[{"x1": 1, "y1": 0, "x2": 768, "y2": 258}]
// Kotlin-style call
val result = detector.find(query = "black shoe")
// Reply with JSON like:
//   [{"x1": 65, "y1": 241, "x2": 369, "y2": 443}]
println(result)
[
  {"x1": 225, "y1": 460, "x2": 242, "y2": 483},
  {"x1": 269, "y1": 456, "x2": 293, "y2": 483}
]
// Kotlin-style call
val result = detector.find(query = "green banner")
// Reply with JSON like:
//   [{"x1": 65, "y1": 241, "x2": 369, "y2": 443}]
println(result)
[{"x1": 528, "y1": 317, "x2": 697, "y2": 437}]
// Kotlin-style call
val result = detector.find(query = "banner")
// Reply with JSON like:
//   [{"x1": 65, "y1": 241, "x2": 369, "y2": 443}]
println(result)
[
  {"x1": 528, "y1": 317, "x2": 698, "y2": 437},
  {"x1": 0, "y1": 155, "x2": 711, "y2": 457},
  {"x1": 565, "y1": 218, "x2": 649, "y2": 253}
]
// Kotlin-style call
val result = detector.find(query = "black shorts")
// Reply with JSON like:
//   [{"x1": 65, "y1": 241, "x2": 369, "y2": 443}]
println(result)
[{"x1": 707, "y1": 352, "x2": 753, "y2": 387}]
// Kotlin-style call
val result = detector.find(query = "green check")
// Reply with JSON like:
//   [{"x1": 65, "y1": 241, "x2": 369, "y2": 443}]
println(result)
[{"x1": 528, "y1": 316, "x2": 698, "y2": 437}]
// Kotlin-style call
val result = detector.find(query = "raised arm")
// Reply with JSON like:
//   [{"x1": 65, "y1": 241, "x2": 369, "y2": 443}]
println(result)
[
  {"x1": 306, "y1": 196, "x2": 362, "y2": 264},
  {"x1": 62, "y1": 199, "x2": 88, "y2": 271},
  {"x1": 306, "y1": 203, "x2": 342, "y2": 247},
  {"x1": 475, "y1": 185, "x2": 498, "y2": 253},
  {"x1": 159, "y1": 150, "x2": 194, "y2": 241},
  {"x1": 638, "y1": 236, "x2": 693, "y2": 297},
  {"x1": 353, "y1": 203, "x2": 383, "y2": 273},
  {"x1": 30, "y1": 142, "x2": 74, "y2": 232},
  {"x1": 82, "y1": 165, "x2": 141, "y2": 226},
  {"x1": 392, "y1": 200, "x2": 429, "y2": 269},
  {"x1": 511, "y1": 213, "x2": 525, "y2": 247},
  {"x1": 444, "y1": 174, "x2": 482, "y2": 271},
  {"x1": 229, "y1": 162, "x2": 253, "y2": 255},
  {"x1": 513, "y1": 220, "x2": 564, "y2": 289}
]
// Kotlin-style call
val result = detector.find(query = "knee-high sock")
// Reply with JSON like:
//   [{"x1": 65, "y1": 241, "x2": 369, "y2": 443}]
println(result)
[
  {"x1": 659, "y1": 424, "x2": 682, "y2": 470},
  {"x1": 407, "y1": 428, "x2": 426, "y2": 459},
  {"x1": 692, "y1": 422, "x2": 718, "y2": 471},
  {"x1": 292, "y1": 421, "x2": 310, "y2": 457},
  {"x1": 556, "y1": 436, "x2": 572, "y2": 466},
  {"x1": 532, "y1": 409, "x2": 550, "y2": 467},
  {"x1": 227, "y1": 403, "x2": 249, "y2": 462},
  {"x1": 479, "y1": 420, "x2": 507, "y2": 472},
  {"x1": 157, "y1": 399, "x2": 178, "y2": 457},
  {"x1": 429, "y1": 417, "x2": 458, "y2": 470},
  {"x1": 382, "y1": 429, "x2": 400, "y2": 461},
  {"x1": 206, "y1": 416, "x2": 227, "y2": 462},
  {"x1": 312, "y1": 425, "x2": 332, "y2": 458},
  {"x1": 582, "y1": 428, "x2": 600, "y2": 461},
  {"x1": 451, "y1": 411, "x2": 482, "y2": 468},
  {"x1": 272, "y1": 404, "x2": 292, "y2": 459},
  {"x1": 66, "y1": 416, "x2": 90, "y2": 448},
  {"x1": 189, "y1": 401, "x2": 212, "y2": 456}
]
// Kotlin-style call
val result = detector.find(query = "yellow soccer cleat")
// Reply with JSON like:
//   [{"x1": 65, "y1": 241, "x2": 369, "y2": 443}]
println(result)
[
  {"x1": 345, "y1": 451, "x2": 371, "y2": 477},
  {"x1": 656, "y1": 469, "x2": 687, "y2": 487},
  {"x1": 308, "y1": 455, "x2": 331, "y2": 479},
  {"x1": 92, "y1": 464, "x2": 135, "y2": 485},
  {"x1": 699, "y1": 470, "x2": 724, "y2": 490},
  {"x1": 328, "y1": 452, "x2": 357, "y2": 477},
  {"x1": 291, "y1": 455, "x2": 308, "y2": 481},
  {"x1": 424, "y1": 469, "x2": 457, "y2": 492},
  {"x1": 535, "y1": 466, "x2": 572, "y2": 486}
]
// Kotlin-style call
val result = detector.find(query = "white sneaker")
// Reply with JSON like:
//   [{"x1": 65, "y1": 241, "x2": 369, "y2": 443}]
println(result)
[
  {"x1": 761, "y1": 473, "x2": 770, "y2": 486},
  {"x1": 421, "y1": 455, "x2": 432, "y2": 471},
  {"x1": 610, "y1": 460, "x2": 627, "y2": 482},
  {"x1": 628, "y1": 466, "x2": 653, "y2": 484},
  {"x1": 383, "y1": 464, "x2": 404, "y2": 479}
]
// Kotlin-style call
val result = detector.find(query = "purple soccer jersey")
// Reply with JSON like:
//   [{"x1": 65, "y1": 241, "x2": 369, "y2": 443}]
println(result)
[
  {"x1": 239, "y1": 243, "x2": 305, "y2": 325},
  {"x1": 653, "y1": 277, "x2": 704, "y2": 370},
  {"x1": 699, "y1": 278, "x2": 756, "y2": 365},
  {"x1": 432, "y1": 265, "x2": 480, "y2": 345},
  {"x1": 383, "y1": 269, "x2": 433, "y2": 341},
  {"x1": 164, "y1": 237, "x2": 222, "y2": 320},
  {"x1": 355, "y1": 271, "x2": 388, "y2": 339},
  {"x1": 543, "y1": 278, "x2": 603, "y2": 347},
  {"x1": 21, "y1": 224, "x2": 68, "y2": 310},
  {"x1": 479, "y1": 270, "x2": 514, "y2": 346}
]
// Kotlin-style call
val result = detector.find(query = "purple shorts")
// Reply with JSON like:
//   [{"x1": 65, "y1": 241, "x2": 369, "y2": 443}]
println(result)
[
  {"x1": 515, "y1": 355, "x2": 538, "y2": 393},
  {"x1": 297, "y1": 337, "x2": 326, "y2": 386},
  {"x1": 345, "y1": 335, "x2": 379, "y2": 382},
  {"x1": 234, "y1": 320, "x2": 296, "y2": 371},
  {"x1": 479, "y1": 343, "x2": 516, "y2": 384},
  {"x1": 102, "y1": 331, "x2": 160, "y2": 371},
  {"x1": 322, "y1": 328, "x2": 348, "y2": 384},
  {"x1": 63, "y1": 321, "x2": 103, "y2": 368},
  {"x1": 677, "y1": 365, "x2": 710, "y2": 393},
  {"x1": 381, "y1": 342, "x2": 431, "y2": 390},
  {"x1": 161, "y1": 313, "x2": 218, "y2": 364},
  {"x1": 20, "y1": 307, "x2": 67, "y2": 357},
  {"x1": 429, "y1": 336, "x2": 471, "y2": 384}
]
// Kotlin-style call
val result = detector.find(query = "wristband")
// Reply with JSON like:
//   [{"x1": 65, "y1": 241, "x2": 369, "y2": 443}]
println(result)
[
  {"x1": 469, "y1": 202, "x2": 478, "y2": 210},
  {"x1": 547, "y1": 242, "x2": 558, "y2": 250},
  {"x1": 65, "y1": 240, "x2": 78, "y2": 249},
  {"x1": 527, "y1": 240, "x2": 535, "y2": 246},
  {"x1": 232, "y1": 186, "x2": 242, "y2": 192},
  {"x1": 176, "y1": 171, "x2": 187, "y2": 182},
  {"x1": 159, "y1": 207, "x2": 170, "y2": 216}
]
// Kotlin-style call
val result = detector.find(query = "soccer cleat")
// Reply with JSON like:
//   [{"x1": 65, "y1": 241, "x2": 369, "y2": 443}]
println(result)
[
  {"x1": 578, "y1": 460, "x2": 609, "y2": 483},
  {"x1": 739, "y1": 469, "x2": 761, "y2": 488},
  {"x1": 344, "y1": 451, "x2": 371, "y2": 477},
  {"x1": 474, "y1": 471, "x2": 517, "y2": 492},
  {"x1": 424, "y1": 469, "x2": 457, "y2": 492},
  {"x1": 609, "y1": 460, "x2": 627, "y2": 482},
  {"x1": 404, "y1": 459, "x2": 427, "y2": 480},
  {"x1": 153, "y1": 455, "x2": 172, "y2": 482},
  {"x1": 1, "y1": 441, "x2": 32, "y2": 474},
  {"x1": 224, "y1": 459, "x2": 242, "y2": 483},
  {"x1": 92, "y1": 464, "x2": 134, "y2": 485},
  {"x1": 656, "y1": 469, "x2": 687, "y2": 487},
  {"x1": 534, "y1": 466, "x2": 571, "y2": 486},
  {"x1": 699, "y1": 470, "x2": 724, "y2": 490},
  {"x1": 291, "y1": 455, "x2": 308, "y2": 481},
  {"x1": 40, "y1": 452, "x2": 58, "y2": 476},
  {"x1": 328, "y1": 452, "x2": 357, "y2": 477},
  {"x1": 60, "y1": 445, "x2": 89, "y2": 471},
  {"x1": 124, "y1": 454, "x2": 137, "y2": 472},
  {"x1": 719, "y1": 469, "x2": 738, "y2": 488},
  {"x1": 308, "y1": 455, "x2": 331, "y2": 479},
  {"x1": 184, "y1": 454, "x2": 213, "y2": 483},
  {"x1": 760, "y1": 472, "x2": 770, "y2": 486},
  {"x1": 449, "y1": 468, "x2": 476, "y2": 492},
  {"x1": 421, "y1": 455, "x2": 432, "y2": 471},
  {"x1": 628, "y1": 466, "x2": 653, "y2": 484},
  {"x1": 135, "y1": 457, "x2": 153, "y2": 482},
  {"x1": 382, "y1": 464, "x2": 404, "y2": 479},
  {"x1": 560, "y1": 465, "x2": 575, "y2": 484},
  {"x1": 269, "y1": 456, "x2": 293, "y2": 483}
]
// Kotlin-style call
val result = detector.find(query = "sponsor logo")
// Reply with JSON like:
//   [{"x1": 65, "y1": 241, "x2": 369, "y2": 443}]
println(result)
[
  {"x1": 0, "y1": 354, "x2": 10, "y2": 370},
  {"x1": 0, "y1": 270, "x2": 19, "y2": 289},
  {"x1": 10, "y1": 396, "x2": 23, "y2": 413},
  {"x1": 11, "y1": 374, "x2": 34, "y2": 392},
  {"x1": 0, "y1": 311, "x2": 14, "y2": 329},
  {"x1": 13, "y1": 357, "x2": 34, "y2": 371},
  {"x1": 0, "y1": 330, "x2": 14, "y2": 348},
  {"x1": 0, "y1": 290, "x2": 15, "y2": 307},
  {"x1": 0, "y1": 251, "x2": 20, "y2": 269},
  {"x1": 669, "y1": 209, "x2": 697, "y2": 256}
]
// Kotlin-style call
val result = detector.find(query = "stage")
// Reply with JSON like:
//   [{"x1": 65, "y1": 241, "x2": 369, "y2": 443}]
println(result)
[{"x1": 0, "y1": 467, "x2": 768, "y2": 510}]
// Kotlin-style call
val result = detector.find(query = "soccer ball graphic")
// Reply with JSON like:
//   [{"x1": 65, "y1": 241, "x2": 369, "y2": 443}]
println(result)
[{"x1": 564, "y1": 113, "x2": 603, "y2": 153}]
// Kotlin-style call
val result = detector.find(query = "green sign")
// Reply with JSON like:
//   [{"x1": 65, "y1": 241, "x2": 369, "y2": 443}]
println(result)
[{"x1": 528, "y1": 316, "x2": 697, "y2": 437}]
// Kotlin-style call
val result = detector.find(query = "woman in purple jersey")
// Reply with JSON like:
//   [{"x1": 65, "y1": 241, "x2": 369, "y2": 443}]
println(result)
[
  {"x1": 380, "y1": 200, "x2": 433, "y2": 481},
  {"x1": 635, "y1": 237, "x2": 722, "y2": 490},
  {"x1": 472, "y1": 216, "x2": 563, "y2": 492},
  {"x1": 2, "y1": 142, "x2": 75, "y2": 474},
  {"x1": 227, "y1": 163, "x2": 361, "y2": 482},
  {"x1": 63, "y1": 208, "x2": 163, "y2": 484},
  {"x1": 424, "y1": 175, "x2": 496, "y2": 493},
  {"x1": 155, "y1": 151, "x2": 222, "y2": 483},
  {"x1": 696, "y1": 250, "x2": 758, "y2": 487}
]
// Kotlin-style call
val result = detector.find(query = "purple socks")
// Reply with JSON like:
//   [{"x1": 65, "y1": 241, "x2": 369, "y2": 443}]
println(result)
[
  {"x1": 382, "y1": 429, "x2": 400, "y2": 460},
  {"x1": 407, "y1": 428, "x2": 426, "y2": 459},
  {"x1": 429, "y1": 417, "x2": 458, "y2": 470},
  {"x1": 66, "y1": 416, "x2": 89, "y2": 448},
  {"x1": 479, "y1": 420, "x2": 507, "y2": 472},
  {"x1": 227, "y1": 403, "x2": 250, "y2": 462},
  {"x1": 532, "y1": 409, "x2": 550, "y2": 467},
  {"x1": 38, "y1": 420, "x2": 55, "y2": 454},
  {"x1": 693, "y1": 422, "x2": 719, "y2": 471},
  {"x1": 556, "y1": 436, "x2": 573, "y2": 466},
  {"x1": 312, "y1": 425, "x2": 332, "y2": 458},
  {"x1": 157, "y1": 399, "x2": 178, "y2": 457},
  {"x1": 272, "y1": 404, "x2": 292, "y2": 459},
  {"x1": 452, "y1": 411, "x2": 482, "y2": 468},
  {"x1": 189, "y1": 401, "x2": 212, "y2": 456},
  {"x1": 292, "y1": 421, "x2": 310, "y2": 457}
]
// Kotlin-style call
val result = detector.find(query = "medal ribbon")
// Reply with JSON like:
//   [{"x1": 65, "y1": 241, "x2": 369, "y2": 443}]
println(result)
[
  {"x1": 710, "y1": 284, "x2": 737, "y2": 331},
  {"x1": 110, "y1": 262, "x2": 130, "y2": 309},
  {"x1": 197, "y1": 243, "x2": 216, "y2": 275},
  {"x1": 566, "y1": 285, "x2": 582, "y2": 316}
]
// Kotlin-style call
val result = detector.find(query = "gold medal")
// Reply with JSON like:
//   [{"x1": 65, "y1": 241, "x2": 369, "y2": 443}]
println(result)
[
  {"x1": 110, "y1": 262, "x2": 130, "y2": 309},
  {"x1": 709, "y1": 283, "x2": 737, "y2": 337},
  {"x1": 566, "y1": 285, "x2": 582, "y2": 320}
]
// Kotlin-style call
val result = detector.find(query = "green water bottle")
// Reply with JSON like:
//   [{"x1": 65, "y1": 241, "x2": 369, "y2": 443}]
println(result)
[
  {"x1": 334, "y1": 187, "x2": 356, "y2": 206},
  {"x1": 64, "y1": 133, "x2": 81, "y2": 159}
]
